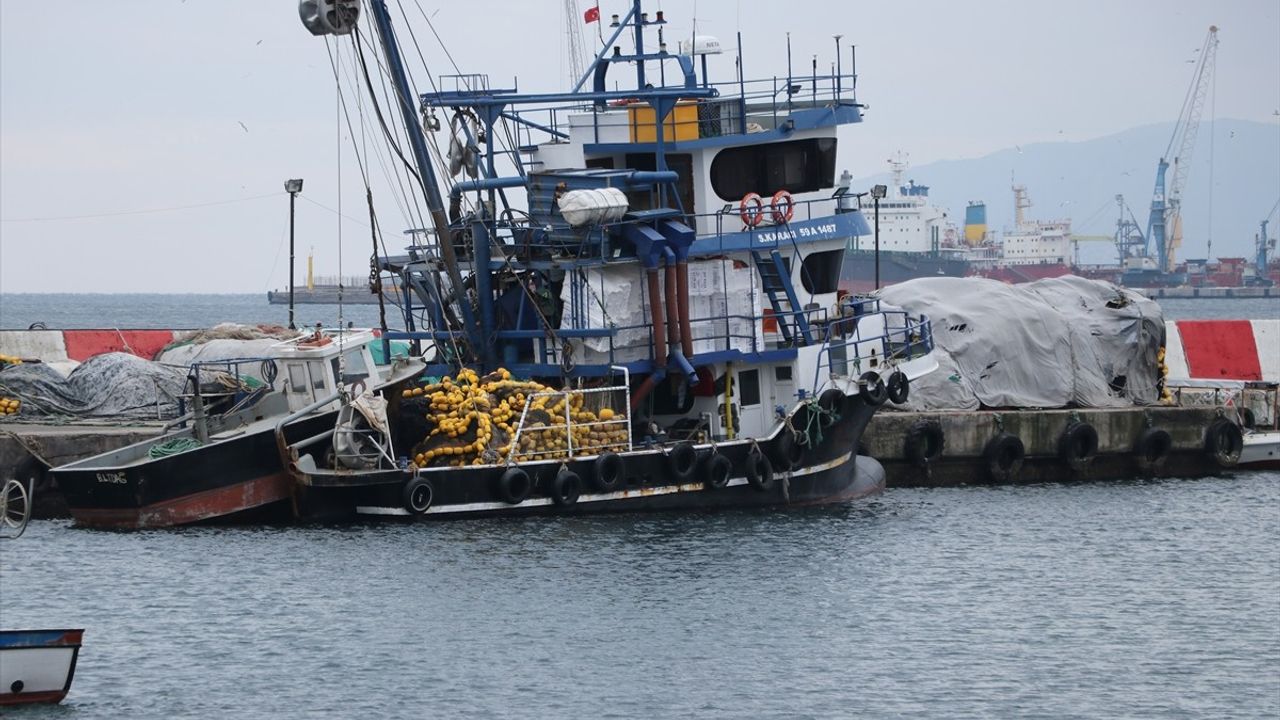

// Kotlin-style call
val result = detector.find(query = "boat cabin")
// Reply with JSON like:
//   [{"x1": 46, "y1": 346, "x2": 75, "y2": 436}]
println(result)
[{"x1": 270, "y1": 329, "x2": 381, "y2": 412}]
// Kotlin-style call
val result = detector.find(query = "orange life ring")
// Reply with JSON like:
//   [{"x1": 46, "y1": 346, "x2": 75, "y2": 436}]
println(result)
[
  {"x1": 740, "y1": 193, "x2": 765, "y2": 228},
  {"x1": 770, "y1": 190, "x2": 795, "y2": 224}
]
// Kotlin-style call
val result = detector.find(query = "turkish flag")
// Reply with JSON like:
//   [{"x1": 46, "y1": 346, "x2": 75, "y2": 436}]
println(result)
[{"x1": 584, "y1": 6, "x2": 600, "y2": 23}]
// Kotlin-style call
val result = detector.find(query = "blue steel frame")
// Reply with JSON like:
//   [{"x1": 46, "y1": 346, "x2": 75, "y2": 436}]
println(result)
[{"x1": 368, "y1": 0, "x2": 876, "y2": 381}]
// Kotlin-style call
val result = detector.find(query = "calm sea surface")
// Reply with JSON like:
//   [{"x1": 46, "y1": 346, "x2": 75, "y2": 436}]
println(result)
[
  {"x1": 2, "y1": 478, "x2": 1277, "y2": 719},
  {"x1": 0, "y1": 295, "x2": 1278, "y2": 718}
]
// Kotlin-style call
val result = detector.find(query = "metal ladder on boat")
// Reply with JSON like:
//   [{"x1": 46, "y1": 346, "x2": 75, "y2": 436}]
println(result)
[{"x1": 751, "y1": 249, "x2": 813, "y2": 346}]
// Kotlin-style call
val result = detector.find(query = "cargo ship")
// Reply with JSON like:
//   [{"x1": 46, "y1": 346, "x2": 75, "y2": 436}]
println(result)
[{"x1": 839, "y1": 154, "x2": 968, "y2": 292}]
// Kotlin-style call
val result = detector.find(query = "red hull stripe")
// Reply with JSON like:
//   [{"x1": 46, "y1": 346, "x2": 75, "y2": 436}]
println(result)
[
  {"x1": 62, "y1": 329, "x2": 177, "y2": 362},
  {"x1": 70, "y1": 473, "x2": 292, "y2": 529},
  {"x1": 0, "y1": 690, "x2": 70, "y2": 706},
  {"x1": 1176, "y1": 320, "x2": 1263, "y2": 381}
]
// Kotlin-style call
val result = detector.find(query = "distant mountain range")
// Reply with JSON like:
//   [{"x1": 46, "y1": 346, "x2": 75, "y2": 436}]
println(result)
[{"x1": 852, "y1": 119, "x2": 1280, "y2": 265}]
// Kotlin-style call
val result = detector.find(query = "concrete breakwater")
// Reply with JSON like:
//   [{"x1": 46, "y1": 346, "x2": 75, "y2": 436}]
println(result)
[{"x1": 865, "y1": 405, "x2": 1241, "y2": 487}]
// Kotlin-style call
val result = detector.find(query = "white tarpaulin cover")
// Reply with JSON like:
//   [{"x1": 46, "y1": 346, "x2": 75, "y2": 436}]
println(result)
[
  {"x1": 563, "y1": 260, "x2": 763, "y2": 364},
  {"x1": 879, "y1": 276, "x2": 1164, "y2": 410}
]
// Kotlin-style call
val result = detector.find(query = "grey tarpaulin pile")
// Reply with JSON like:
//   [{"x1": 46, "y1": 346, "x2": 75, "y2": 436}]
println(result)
[
  {"x1": 157, "y1": 324, "x2": 300, "y2": 384},
  {"x1": 0, "y1": 352, "x2": 191, "y2": 419},
  {"x1": 878, "y1": 276, "x2": 1163, "y2": 410}
]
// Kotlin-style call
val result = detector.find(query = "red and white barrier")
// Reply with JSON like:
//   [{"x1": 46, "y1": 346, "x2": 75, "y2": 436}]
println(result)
[
  {"x1": 1165, "y1": 319, "x2": 1280, "y2": 383},
  {"x1": 0, "y1": 329, "x2": 183, "y2": 367}
]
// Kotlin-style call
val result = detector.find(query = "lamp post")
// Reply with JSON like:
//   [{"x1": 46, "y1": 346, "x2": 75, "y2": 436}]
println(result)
[
  {"x1": 871, "y1": 184, "x2": 887, "y2": 291},
  {"x1": 284, "y1": 178, "x2": 304, "y2": 330}
]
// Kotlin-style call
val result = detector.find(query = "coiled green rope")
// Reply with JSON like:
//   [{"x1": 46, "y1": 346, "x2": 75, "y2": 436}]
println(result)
[{"x1": 147, "y1": 437, "x2": 203, "y2": 458}]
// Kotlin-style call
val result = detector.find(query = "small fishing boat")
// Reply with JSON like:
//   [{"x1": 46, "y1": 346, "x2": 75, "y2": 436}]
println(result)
[
  {"x1": 0, "y1": 629, "x2": 84, "y2": 707},
  {"x1": 51, "y1": 329, "x2": 423, "y2": 528},
  {"x1": 1, "y1": 479, "x2": 84, "y2": 707},
  {"x1": 285, "y1": 1, "x2": 939, "y2": 520}
]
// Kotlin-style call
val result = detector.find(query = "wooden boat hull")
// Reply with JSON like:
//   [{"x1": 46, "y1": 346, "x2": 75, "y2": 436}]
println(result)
[
  {"x1": 52, "y1": 414, "x2": 336, "y2": 529},
  {"x1": 0, "y1": 629, "x2": 83, "y2": 706}
]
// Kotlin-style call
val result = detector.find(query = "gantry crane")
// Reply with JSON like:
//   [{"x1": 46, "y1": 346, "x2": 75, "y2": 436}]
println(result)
[{"x1": 1143, "y1": 25, "x2": 1219, "y2": 275}]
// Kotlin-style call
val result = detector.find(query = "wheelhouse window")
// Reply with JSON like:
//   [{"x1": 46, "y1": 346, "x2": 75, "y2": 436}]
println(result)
[
  {"x1": 800, "y1": 248, "x2": 845, "y2": 294},
  {"x1": 738, "y1": 369, "x2": 761, "y2": 407},
  {"x1": 623, "y1": 153, "x2": 694, "y2": 216},
  {"x1": 709, "y1": 138, "x2": 837, "y2": 201},
  {"x1": 287, "y1": 363, "x2": 307, "y2": 393}
]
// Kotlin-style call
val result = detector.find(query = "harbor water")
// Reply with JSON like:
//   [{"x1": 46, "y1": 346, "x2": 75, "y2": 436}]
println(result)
[
  {"x1": 2, "y1": 477, "x2": 1276, "y2": 718},
  {"x1": 1, "y1": 294, "x2": 1278, "y2": 718}
]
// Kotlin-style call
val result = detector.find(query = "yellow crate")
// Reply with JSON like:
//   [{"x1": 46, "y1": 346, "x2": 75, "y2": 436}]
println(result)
[{"x1": 627, "y1": 101, "x2": 699, "y2": 143}]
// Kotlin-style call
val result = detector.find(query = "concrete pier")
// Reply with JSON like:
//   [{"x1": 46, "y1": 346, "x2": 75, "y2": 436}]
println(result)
[
  {"x1": 865, "y1": 406, "x2": 1235, "y2": 487},
  {"x1": 1134, "y1": 286, "x2": 1277, "y2": 300}
]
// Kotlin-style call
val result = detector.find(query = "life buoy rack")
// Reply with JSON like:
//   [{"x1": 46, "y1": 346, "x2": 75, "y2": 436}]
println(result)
[
  {"x1": 903, "y1": 419, "x2": 945, "y2": 467},
  {"x1": 984, "y1": 432, "x2": 1025, "y2": 482},
  {"x1": 770, "y1": 190, "x2": 795, "y2": 224},
  {"x1": 1057, "y1": 420, "x2": 1099, "y2": 472},
  {"x1": 740, "y1": 192, "x2": 765, "y2": 227},
  {"x1": 402, "y1": 476, "x2": 434, "y2": 515},
  {"x1": 495, "y1": 466, "x2": 531, "y2": 504},
  {"x1": 297, "y1": 331, "x2": 333, "y2": 348},
  {"x1": 592, "y1": 452, "x2": 623, "y2": 492},
  {"x1": 550, "y1": 469, "x2": 582, "y2": 506},
  {"x1": 704, "y1": 452, "x2": 732, "y2": 490},
  {"x1": 1204, "y1": 418, "x2": 1243, "y2": 468},
  {"x1": 1133, "y1": 427, "x2": 1172, "y2": 474},
  {"x1": 744, "y1": 447, "x2": 775, "y2": 491}
]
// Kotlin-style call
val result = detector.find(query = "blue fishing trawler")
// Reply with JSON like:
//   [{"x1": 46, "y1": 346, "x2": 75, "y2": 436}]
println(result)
[{"x1": 285, "y1": 0, "x2": 937, "y2": 519}]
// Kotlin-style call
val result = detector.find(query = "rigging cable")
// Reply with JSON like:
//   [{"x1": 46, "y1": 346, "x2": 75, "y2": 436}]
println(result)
[{"x1": 350, "y1": 21, "x2": 467, "y2": 364}]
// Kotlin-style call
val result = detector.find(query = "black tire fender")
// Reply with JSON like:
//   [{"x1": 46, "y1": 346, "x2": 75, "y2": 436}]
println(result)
[
  {"x1": 1133, "y1": 427, "x2": 1173, "y2": 473},
  {"x1": 859, "y1": 371, "x2": 888, "y2": 407},
  {"x1": 668, "y1": 441, "x2": 698, "y2": 483},
  {"x1": 770, "y1": 428, "x2": 804, "y2": 471},
  {"x1": 887, "y1": 370, "x2": 910, "y2": 405},
  {"x1": 745, "y1": 448, "x2": 775, "y2": 491},
  {"x1": 817, "y1": 389, "x2": 845, "y2": 428},
  {"x1": 703, "y1": 453, "x2": 732, "y2": 490},
  {"x1": 1057, "y1": 421, "x2": 1099, "y2": 472},
  {"x1": 984, "y1": 432, "x2": 1025, "y2": 483},
  {"x1": 402, "y1": 476, "x2": 434, "y2": 515},
  {"x1": 903, "y1": 419, "x2": 945, "y2": 467},
  {"x1": 495, "y1": 466, "x2": 532, "y2": 505},
  {"x1": 592, "y1": 452, "x2": 624, "y2": 492},
  {"x1": 1204, "y1": 418, "x2": 1243, "y2": 468},
  {"x1": 550, "y1": 469, "x2": 582, "y2": 506}
]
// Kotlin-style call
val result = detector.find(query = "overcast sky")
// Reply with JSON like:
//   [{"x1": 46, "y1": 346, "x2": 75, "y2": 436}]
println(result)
[{"x1": 1, "y1": 1, "x2": 1277, "y2": 293}]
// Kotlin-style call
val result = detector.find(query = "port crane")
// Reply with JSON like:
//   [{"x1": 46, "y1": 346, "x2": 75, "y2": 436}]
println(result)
[
  {"x1": 1134, "y1": 25, "x2": 1219, "y2": 280},
  {"x1": 1256, "y1": 198, "x2": 1280, "y2": 284}
]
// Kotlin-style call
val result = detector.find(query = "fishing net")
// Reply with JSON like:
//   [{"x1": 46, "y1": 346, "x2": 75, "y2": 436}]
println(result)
[{"x1": 0, "y1": 352, "x2": 191, "y2": 420}]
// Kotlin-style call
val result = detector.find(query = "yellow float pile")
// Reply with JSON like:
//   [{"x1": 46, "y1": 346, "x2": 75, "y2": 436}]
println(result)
[
  {"x1": 0, "y1": 397, "x2": 20, "y2": 415},
  {"x1": 1157, "y1": 346, "x2": 1172, "y2": 403},
  {"x1": 0, "y1": 354, "x2": 22, "y2": 367},
  {"x1": 402, "y1": 368, "x2": 629, "y2": 468}
]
